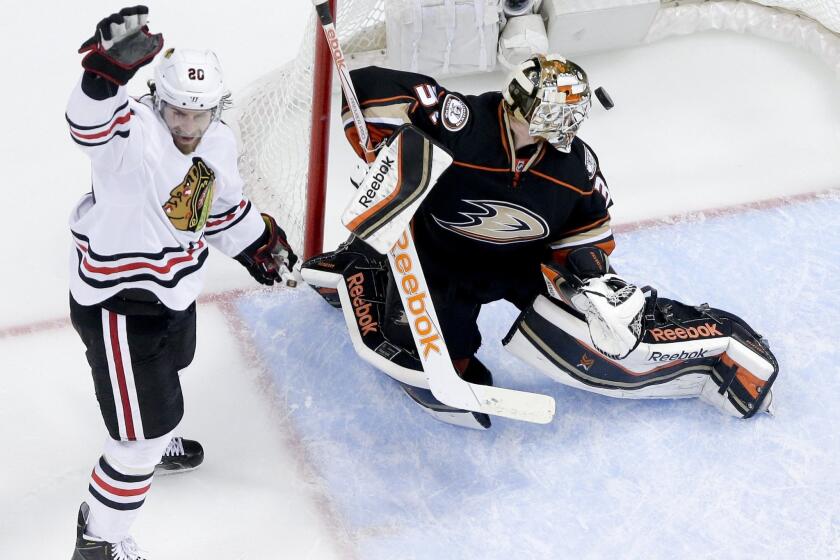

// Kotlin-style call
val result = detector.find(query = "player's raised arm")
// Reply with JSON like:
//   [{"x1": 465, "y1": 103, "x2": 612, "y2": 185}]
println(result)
[
  {"x1": 66, "y1": 6, "x2": 163, "y2": 172},
  {"x1": 341, "y1": 66, "x2": 461, "y2": 158}
]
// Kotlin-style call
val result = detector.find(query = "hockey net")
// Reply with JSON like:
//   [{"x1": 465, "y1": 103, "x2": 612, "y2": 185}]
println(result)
[
  {"x1": 233, "y1": 0, "x2": 840, "y2": 259},
  {"x1": 234, "y1": 0, "x2": 386, "y2": 259}
]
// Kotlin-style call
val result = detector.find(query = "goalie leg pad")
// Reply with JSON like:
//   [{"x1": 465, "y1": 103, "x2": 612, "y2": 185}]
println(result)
[
  {"x1": 302, "y1": 236, "x2": 428, "y2": 387},
  {"x1": 504, "y1": 296, "x2": 717, "y2": 399},
  {"x1": 504, "y1": 295, "x2": 778, "y2": 418},
  {"x1": 334, "y1": 257, "x2": 428, "y2": 389},
  {"x1": 301, "y1": 235, "x2": 385, "y2": 307},
  {"x1": 700, "y1": 317, "x2": 778, "y2": 418}
]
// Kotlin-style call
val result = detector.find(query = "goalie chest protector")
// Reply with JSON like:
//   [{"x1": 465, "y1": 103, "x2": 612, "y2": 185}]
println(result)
[{"x1": 345, "y1": 65, "x2": 613, "y2": 300}]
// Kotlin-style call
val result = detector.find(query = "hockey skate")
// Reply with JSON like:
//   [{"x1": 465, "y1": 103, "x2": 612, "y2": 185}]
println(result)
[
  {"x1": 155, "y1": 437, "x2": 204, "y2": 475},
  {"x1": 72, "y1": 502, "x2": 147, "y2": 560},
  {"x1": 402, "y1": 358, "x2": 494, "y2": 430}
]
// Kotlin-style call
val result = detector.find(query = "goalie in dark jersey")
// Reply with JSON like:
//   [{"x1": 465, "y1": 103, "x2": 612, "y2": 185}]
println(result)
[{"x1": 303, "y1": 55, "x2": 778, "y2": 429}]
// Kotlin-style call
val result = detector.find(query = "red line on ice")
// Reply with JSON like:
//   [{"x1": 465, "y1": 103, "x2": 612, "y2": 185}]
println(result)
[{"x1": 1, "y1": 188, "x2": 836, "y2": 340}]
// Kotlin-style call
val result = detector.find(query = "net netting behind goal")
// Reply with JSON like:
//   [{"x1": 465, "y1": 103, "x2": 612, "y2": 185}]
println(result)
[
  {"x1": 233, "y1": 0, "x2": 840, "y2": 258},
  {"x1": 234, "y1": 0, "x2": 386, "y2": 258},
  {"x1": 754, "y1": 1, "x2": 839, "y2": 32}
]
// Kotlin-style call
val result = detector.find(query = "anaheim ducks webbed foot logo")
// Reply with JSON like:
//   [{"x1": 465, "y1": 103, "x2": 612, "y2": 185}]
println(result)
[
  {"x1": 432, "y1": 200, "x2": 549, "y2": 244},
  {"x1": 163, "y1": 157, "x2": 215, "y2": 232}
]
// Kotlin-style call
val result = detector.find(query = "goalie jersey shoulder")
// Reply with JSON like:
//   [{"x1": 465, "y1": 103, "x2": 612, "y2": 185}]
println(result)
[{"x1": 346, "y1": 66, "x2": 477, "y2": 143}]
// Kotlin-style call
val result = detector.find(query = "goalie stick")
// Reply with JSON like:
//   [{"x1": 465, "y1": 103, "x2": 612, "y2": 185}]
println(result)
[{"x1": 311, "y1": 0, "x2": 555, "y2": 424}]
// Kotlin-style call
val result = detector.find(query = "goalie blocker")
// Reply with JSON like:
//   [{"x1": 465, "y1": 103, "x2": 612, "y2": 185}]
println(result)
[
  {"x1": 341, "y1": 124, "x2": 453, "y2": 254},
  {"x1": 504, "y1": 286, "x2": 778, "y2": 419}
]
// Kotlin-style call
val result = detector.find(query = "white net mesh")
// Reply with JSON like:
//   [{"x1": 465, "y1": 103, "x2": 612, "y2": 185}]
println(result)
[
  {"x1": 234, "y1": 51, "x2": 315, "y2": 257},
  {"x1": 651, "y1": 1, "x2": 840, "y2": 79},
  {"x1": 754, "y1": 0, "x2": 840, "y2": 33},
  {"x1": 234, "y1": 0, "x2": 839, "y2": 255},
  {"x1": 234, "y1": 0, "x2": 386, "y2": 256},
  {"x1": 660, "y1": 1, "x2": 840, "y2": 33}
]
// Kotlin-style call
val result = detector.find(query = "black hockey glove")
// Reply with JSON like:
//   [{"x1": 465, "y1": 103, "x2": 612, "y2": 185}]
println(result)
[
  {"x1": 79, "y1": 6, "x2": 164, "y2": 86},
  {"x1": 235, "y1": 214, "x2": 298, "y2": 286}
]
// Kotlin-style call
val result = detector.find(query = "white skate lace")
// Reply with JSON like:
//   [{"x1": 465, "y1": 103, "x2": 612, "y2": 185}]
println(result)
[
  {"x1": 111, "y1": 536, "x2": 145, "y2": 559},
  {"x1": 163, "y1": 437, "x2": 185, "y2": 457}
]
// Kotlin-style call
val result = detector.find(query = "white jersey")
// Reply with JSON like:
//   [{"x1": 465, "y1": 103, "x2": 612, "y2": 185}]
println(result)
[{"x1": 66, "y1": 76, "x2": 265, "y2": 310}]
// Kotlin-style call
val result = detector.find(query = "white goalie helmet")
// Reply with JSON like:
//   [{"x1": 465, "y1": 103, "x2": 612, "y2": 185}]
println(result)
[
  {"x1": 152, "y1": 48, "x2": 230, "y2": 139},
  {"x1": 502, "y1": 54, "x2": 592, "y2": 153}
]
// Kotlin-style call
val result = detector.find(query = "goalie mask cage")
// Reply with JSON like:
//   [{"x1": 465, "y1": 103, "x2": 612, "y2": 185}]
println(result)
[{"x1": 233, "y1": 0, "x2": 840, "y2": 259}]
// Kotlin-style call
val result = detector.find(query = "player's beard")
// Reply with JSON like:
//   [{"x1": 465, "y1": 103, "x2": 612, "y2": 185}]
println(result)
[{"x1": 171, "y1": 130, "x2": 202, "y2": 154}]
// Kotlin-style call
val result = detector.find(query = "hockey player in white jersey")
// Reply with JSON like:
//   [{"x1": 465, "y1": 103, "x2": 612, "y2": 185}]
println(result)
[{"x1": 66, "y1": 7, "x2": 296, "y2": 559}]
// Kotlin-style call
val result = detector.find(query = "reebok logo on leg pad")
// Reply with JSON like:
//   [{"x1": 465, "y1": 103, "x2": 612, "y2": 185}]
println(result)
[
  {"x1": 346, "y1": 272, "x2": 379, "y2": 335},
  {"x1": 648, "y1": 349, "x2": 709, "y2": 362},
  {"x1": 648, "y1": 323, "x2": 723, "y2": 342}
]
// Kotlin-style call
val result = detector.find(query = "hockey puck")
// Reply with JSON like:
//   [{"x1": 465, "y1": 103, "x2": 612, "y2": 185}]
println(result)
[{"x1": 595, "y1": 87, "x2": 614, "y2": 110}]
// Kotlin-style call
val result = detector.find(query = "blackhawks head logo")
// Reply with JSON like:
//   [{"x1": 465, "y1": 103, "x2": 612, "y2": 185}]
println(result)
[{"x1": 163, "y1": 157, "x2": 215, "y2": 232}]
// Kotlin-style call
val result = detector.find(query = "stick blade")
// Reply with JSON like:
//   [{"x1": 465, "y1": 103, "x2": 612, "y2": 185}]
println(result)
[
  {"x1": 428, "y1": 378, "x2": 556, "y2": 424},
  {"x1": 471, "y1": 384, "x2": 556, "y2": 424}
]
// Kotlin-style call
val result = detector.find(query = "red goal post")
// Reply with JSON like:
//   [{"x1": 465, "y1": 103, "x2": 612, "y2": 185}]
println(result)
[
  {"x1": 232, "y1": 0, "x2": 840, "y2": 259},
  {"x1": 304, "y1": 0, "x2": 337, "y2": 261}
]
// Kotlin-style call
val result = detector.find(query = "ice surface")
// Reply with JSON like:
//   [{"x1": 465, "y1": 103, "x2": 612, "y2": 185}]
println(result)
[
  {"x1": 236, "y1": 193, "x2": 840, "y2": 560},
  {"x1": 3, "y1": 2, "x2": 840, "y2": 558}
]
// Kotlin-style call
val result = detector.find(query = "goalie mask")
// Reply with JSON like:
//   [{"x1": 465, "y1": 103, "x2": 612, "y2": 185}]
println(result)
[
  {"x1": 151, "y1": 48, "x2": 231, "y2": 142},
  {"x1": 502, "y1": 54, "x2": 591, "y2": 153}
]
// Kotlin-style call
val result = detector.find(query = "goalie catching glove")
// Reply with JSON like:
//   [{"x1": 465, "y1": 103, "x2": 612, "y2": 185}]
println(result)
[
  {"x1": 570, "y1": 274, "x2": 646, "y2": 360},
  {"x1": 235, "y1": 214, "x2": 298, "y2": 286},
  {"x1": 542, "y1": 247, "x2": 644, "y2": 360},
  {"x1": 79, "y1": 5, "x2": 164, "y2": 85}
]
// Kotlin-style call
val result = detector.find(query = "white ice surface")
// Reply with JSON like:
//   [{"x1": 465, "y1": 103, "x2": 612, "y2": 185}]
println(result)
[
  {"x1": 0, "y1": 305, "x2": 348, "y2": 559},
  {"x1": 1, "y1": 2, "x2": 839, "y2": 559},
  {"x1": 233, "y1": 195, "x2": 840, "y2": 560}
]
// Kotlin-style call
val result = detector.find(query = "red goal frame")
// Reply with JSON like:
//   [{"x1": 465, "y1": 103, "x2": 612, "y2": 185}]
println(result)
[{"x1": 304, "y1": 0, "x2": 338, "y2": 259}]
